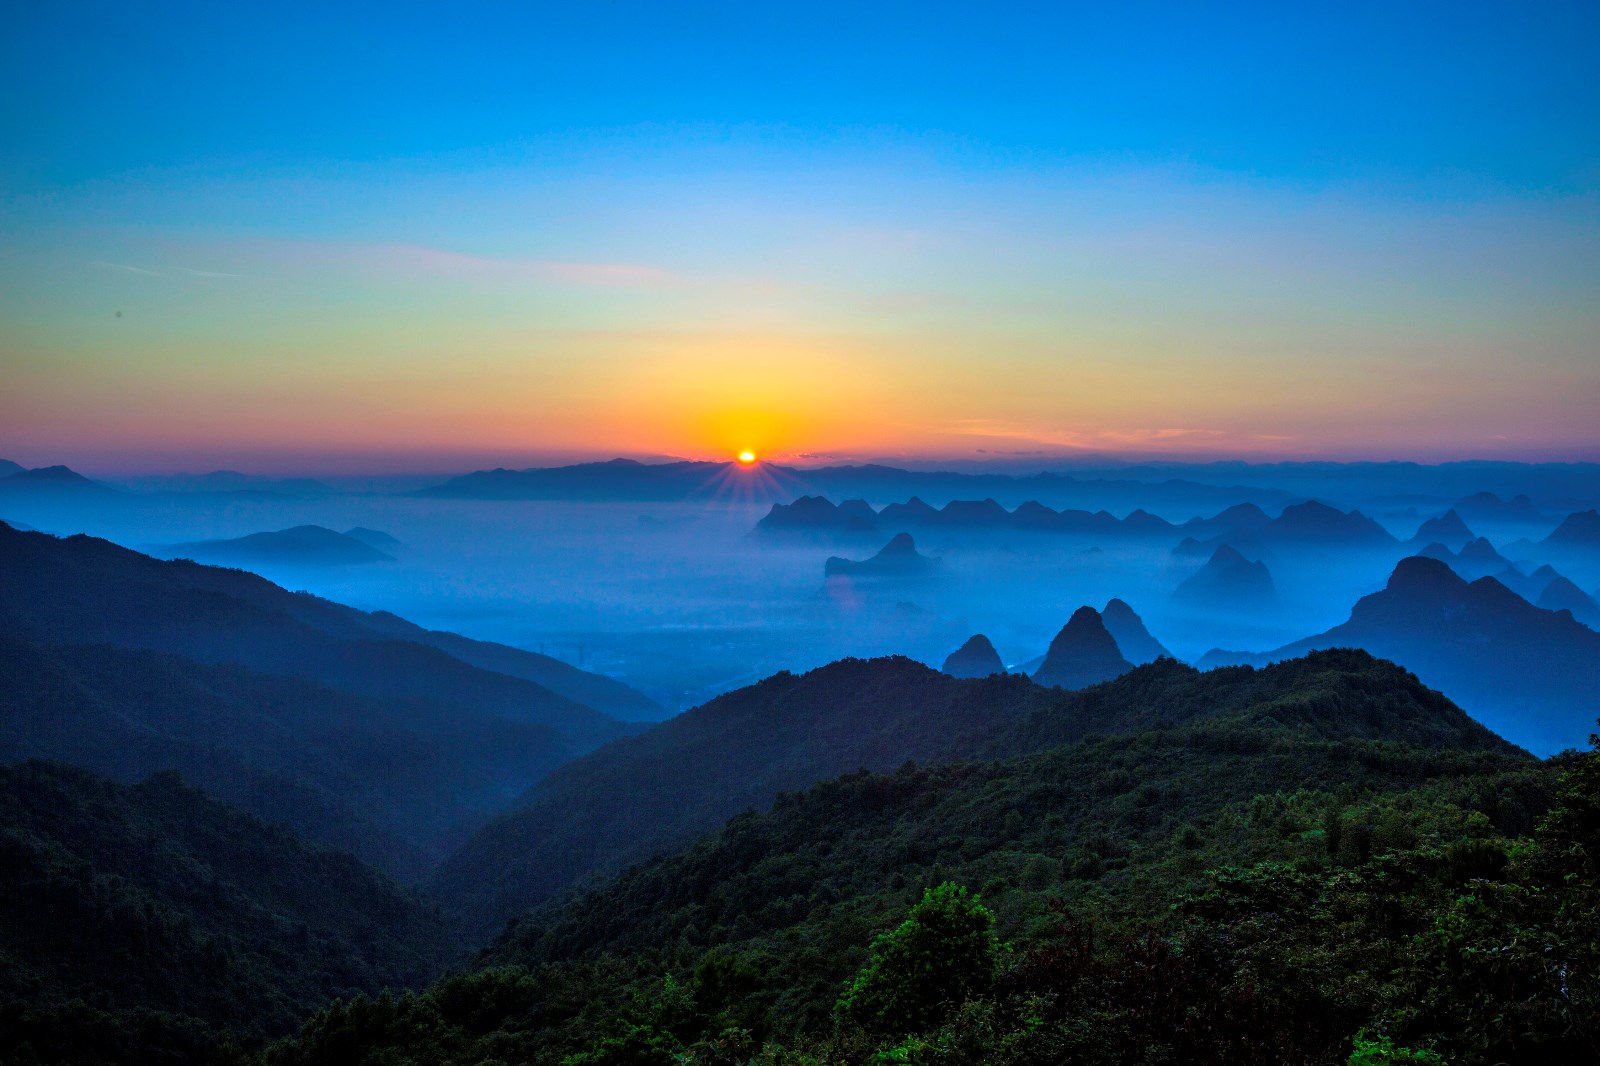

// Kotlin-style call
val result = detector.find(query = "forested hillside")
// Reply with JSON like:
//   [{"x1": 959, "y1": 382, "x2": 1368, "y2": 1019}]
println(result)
[
  {"x1": 0, "y1": 638, "x2": 578, "y2": 878},
  {"x1": 0, "y1": 762, "x2": 454, "y2": 1065},
  {"x1": 0, "y1": 522, "x2": 656, "y2": 878},
  {"x1": 433, "y1": 657, "x2": 1055, "y2": 936},
  {"x1": 264, "y1": 651, "x2": 1596, "y2": 1065}
]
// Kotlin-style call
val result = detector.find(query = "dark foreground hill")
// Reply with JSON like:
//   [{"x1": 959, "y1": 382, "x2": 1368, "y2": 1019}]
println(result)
[
  {"x1": 431, "y1": 644, "x2": 1523, "y2": 942},
  {"x1": 0, "y1": 638, "x2": 575, "y2": 878},
  {"x1": 431, "y1": 657, "x2": 1053, "y2": 938},
  {"x1": 496, "y1": 655, "x2": 1525, "y2": 974},
  {"x1": 0, "y1": 761, "x2": 452, "y2": 1065},
  {"x1": 1200, "y1": 555, "x2": 1600, "y2": 755},
  {"x1": 0, "y1": 521, "x2": 657, "y2": 729},
  {"x1": 267, "y1": 650, "x2": 1590, "y2": 1066},
  {"x1": 0, "y1": 522, "x2": 656, "y2": 875}
]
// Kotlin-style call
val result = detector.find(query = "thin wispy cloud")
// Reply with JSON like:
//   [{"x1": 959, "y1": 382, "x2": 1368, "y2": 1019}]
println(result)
[
  {"x1": 94, "y1": 261, "x2": 246, "y2": 279},
  {"x1": 369, "y1": 243, "x2": 684, "y2": 289},
  {"x1": 173, "y1": 267, "x2": 246, "y2": 279},
  {"x1": 96, "y1": 261, "x2": 165, "y2": 276}
]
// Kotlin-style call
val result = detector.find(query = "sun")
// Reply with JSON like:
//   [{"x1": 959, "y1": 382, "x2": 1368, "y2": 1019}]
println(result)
[{"x1": 737, "y1": 450, "x2": 757, "y2": 465}]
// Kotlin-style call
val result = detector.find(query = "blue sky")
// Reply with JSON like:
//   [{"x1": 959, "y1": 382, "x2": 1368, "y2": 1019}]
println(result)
[
  {"x1": 2, "y1": 1, "x2": 1597, "y2": 470},
  {"x1": 6, "y1": 1, "x2": 1596, "y2": 191}
]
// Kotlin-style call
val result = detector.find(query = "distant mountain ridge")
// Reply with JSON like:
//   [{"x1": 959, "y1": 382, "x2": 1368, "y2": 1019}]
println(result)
[
  {"x1": 1199, "y1": 555, "x2": 1600, "y2": 755},
  {"x1": 1542, "y1": 509, "x2": 1600, "y2": 547},
  {"x1": 1451, "y1": 491, "x2": 1548, "y2": 525},
  {"x1": 159, "y1": 524, "x2": 395, "y2": 565},
  {"x1": 0, "y1": 522, "x2": 662, "y2": 872},
  {"x1": 0, "y1": 520, "x2": 659, "y2": 723},
  {"x1": 0, "y1": 464, "x2": 115, "y2": 495},
  {"x1": 418, "y1": 458, "x2": 1294, "y2": 512},
  {"x1": 757, "y1": 494, "x2": 1397, "y2": 551},
  {"x1": 1173, "y1": 544, "x2": 1277, "y2": 609},
  {"x1": 824, "y1": 532, "x2": 939, "y2": 578},
  {"x1": 1417, "y1": 536, "x2": 1510, "y2": 580},
  {"x1": 1407, "y1": 508, "x2": 1476, "y2": 549}
]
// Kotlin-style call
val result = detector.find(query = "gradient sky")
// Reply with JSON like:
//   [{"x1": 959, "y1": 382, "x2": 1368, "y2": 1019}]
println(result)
[{"x1": 2, "y1": 1, "x2": 1598, "y2": 472}]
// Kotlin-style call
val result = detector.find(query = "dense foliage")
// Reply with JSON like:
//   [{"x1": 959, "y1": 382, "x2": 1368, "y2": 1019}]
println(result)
[
  {"x1": 436, "y1": 648, "x2": 1518, "y2": 940},
  {"x1": 262, "y1": 653, "x2": 1595, "y2": 1065},
  {"x1": 0, "y1": 762, "x2": 455, "y2": 1065}
]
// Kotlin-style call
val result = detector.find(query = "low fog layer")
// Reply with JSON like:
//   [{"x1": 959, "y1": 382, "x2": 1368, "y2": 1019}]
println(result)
[{"x1": 1, "y1": 461, "x2": 1595, "y2": 725}]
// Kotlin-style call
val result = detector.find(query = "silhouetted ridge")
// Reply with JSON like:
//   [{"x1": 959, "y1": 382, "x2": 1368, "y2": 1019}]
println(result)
[
  {"x1": 162, "y1": 524, "x2": 395, "y2": 565},
  {"x1": 1263, "y1": 499, "x2": 1396, "y2": 545},
  {"x1": 1543, "y1": 509, "x2": 1600, "y2": 547},
  {"x1": 431, "y1": 655, "x2": 1049, "y2": 936},
  {"x1": 1387, "y1": 553, "x2": 1467, "y2": 597},
  {"x1": 756, "y1": 495, "x2": 880, "y2": 537},
  {"x1": 1409, "y1": 509, "x2": 1475, "y2": 548},
  {"x1": 0, "y1": 464, "x2": 114, "y2": 496},
  {"x1": 1100, "y1": 598, "x2": 1171, "y2": 664},
  {"x1": 0, "y1": 524, "x2": 657, "y2": 873},
  {"x1": 1033, "y1": 607, "x2": 1133, "y2": 690},
  {"x1": 825, "y1": 532, "x2": 939, "y2": 577},
  {"x1": 344, "y1": 526, "x2": 402, "y2": 550},
  {"x1": 2, "y1": 464, "x2": 95, "y2": 485},
  {"x1": 942, "y1": 634, "x2": 1004, "y2": 678},
  {"x1": 1173, "y1": 544, "x2": 1277, "y2": 608},
  {"x1": 1452, "y1": 491, "x2": 1547, "y2": 524},
  {"x1": 1537, "y1": 576, "x2": 1600, "y2": 627},
  {"x1": 1199, "y1": 553, "x2": 1600, "y2": 754}
]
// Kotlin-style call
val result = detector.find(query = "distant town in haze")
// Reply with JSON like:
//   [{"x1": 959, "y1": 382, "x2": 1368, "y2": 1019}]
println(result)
[{"x1": 1, "y1": 2, "x2": 1597, "y2": 1064}]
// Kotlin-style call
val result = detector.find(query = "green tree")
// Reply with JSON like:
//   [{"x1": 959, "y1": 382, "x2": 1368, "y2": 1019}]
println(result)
[{"x1": 836, "y1": 883, "x2": 998, "y2": 1037}]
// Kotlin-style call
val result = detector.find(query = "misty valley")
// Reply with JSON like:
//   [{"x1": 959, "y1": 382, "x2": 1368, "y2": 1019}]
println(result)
[{"x1": 1, "y1": 455, "x2": 1598, "y2": 1065}]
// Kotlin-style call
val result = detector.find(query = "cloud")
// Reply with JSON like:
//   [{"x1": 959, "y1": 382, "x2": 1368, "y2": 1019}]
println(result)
[
  {"x1": 173, "y1": 267, "x2": 246, "y2": 279},
  {"x1": 96, "y1": 261, "x2": 165, "y2": 276},
  {"x1": 369, "y1": 243, "x2": 682, "y2": 289},
  {"x1": 94, "y1": 261, "x2": 246, "y2": 279}
]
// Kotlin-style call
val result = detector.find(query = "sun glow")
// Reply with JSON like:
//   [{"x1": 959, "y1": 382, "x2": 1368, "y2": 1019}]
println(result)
[{"x1": 737, "y1": 450, "x2": 757, "y2": 464}]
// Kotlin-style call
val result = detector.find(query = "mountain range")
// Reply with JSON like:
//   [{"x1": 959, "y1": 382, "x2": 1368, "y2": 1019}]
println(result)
[
  {"x1": 1200, "y1": 555, "x2": 1600, "y2": 755},
  {"x1": 0, "y1": 521, "x2": 659, "y2": 874},
  {"x1": 0, "y1": 465, "x2": 115, "y2": 497},
  {"x1": 1542, "y1": 509, "x2": 1600, "y2": 547},
  {"x1": 1172, "y1": 544, "x2": 1278, "y2": 610},
  {"x1": 417, "y1": 458, "x2": 1296, "y2": 513},
  {"x1": 824, "y1": 532, "x2": 940, "y2": 578},
  {"x1": 757, "y1": 495, "x2": 1397, "y2": 551},
  {"x1": 1406, "y1": 508, "x2": 1477, "y2": 549},
  {"x1": 1416, "y1": 536, "x2": 1510, "y2": 580},
  {"x1": 158, "y1": 524, "x2": 396, "y2": 566}
]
